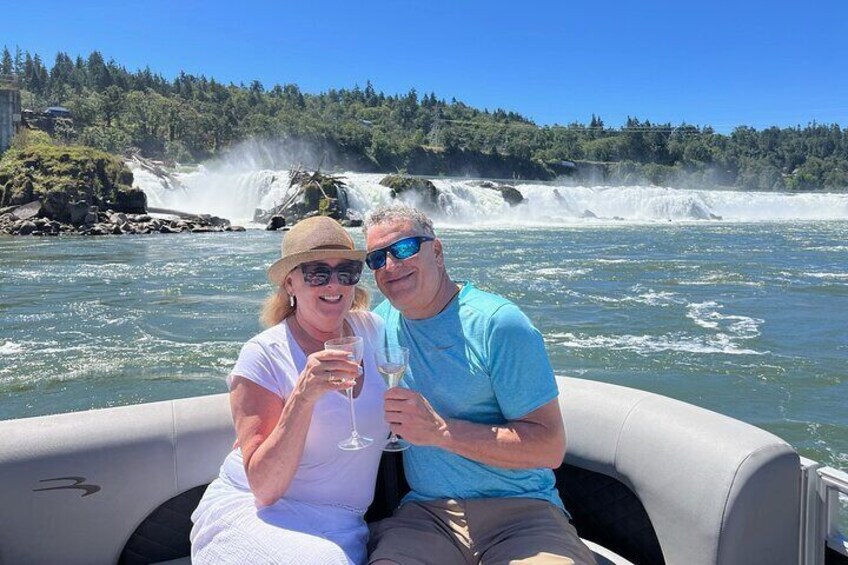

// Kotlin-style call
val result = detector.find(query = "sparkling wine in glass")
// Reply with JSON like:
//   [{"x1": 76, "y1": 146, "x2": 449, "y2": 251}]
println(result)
[
  {"x1": 324, "y1": 336, "x2": 373, "y2": 451},
  {"x1": 376, "y1": 345, "x2": 410, "y2": 452}
]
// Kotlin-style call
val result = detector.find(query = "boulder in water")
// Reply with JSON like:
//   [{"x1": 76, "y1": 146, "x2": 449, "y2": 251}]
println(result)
[
  {"x1": 84, "y1": 206, "x2": 99, "y2": 226},
  {"x1": 266, "y1": 215, "x2": 286, "y2": 231},
  {"x1": 115, "y1": 189, "x2": 147, "y2": 214},
  {"x1": 497, "y1": 185, "x2": 525, "y2": 206},
  {"x1": 379, "y1": 174, "x2": 441, "y2": 211},
  {"x1": 17, "y1": 221, "x2": 37, "y2": 235},
  {"x1": 10, "y1": 201, "x2": 42, "y2": 221},
  {"x1": 471, "y1": 180, "x2": 525, "y2": 206},
  {"x1": 68, "y1": 200, "x2": 89, "y2": 225},
  {"x1": 196, "y1": 213, "x2": 229, "y2": 228}
]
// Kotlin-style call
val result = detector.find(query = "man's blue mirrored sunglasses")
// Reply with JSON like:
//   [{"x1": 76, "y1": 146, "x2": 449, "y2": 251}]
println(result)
[{"x1": 365, "y1": 236, "x2": 434, "y2": 270}]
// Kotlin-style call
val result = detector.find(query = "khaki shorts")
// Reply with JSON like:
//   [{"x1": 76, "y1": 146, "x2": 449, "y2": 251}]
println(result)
[{"x1": 368, "y1": 498, "x2": 597, "y2": 565}]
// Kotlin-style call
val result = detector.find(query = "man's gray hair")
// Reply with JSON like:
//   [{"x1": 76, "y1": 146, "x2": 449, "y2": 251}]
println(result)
[{"x1": 364, "y1": 204, "x2": 436, "y2": 238}]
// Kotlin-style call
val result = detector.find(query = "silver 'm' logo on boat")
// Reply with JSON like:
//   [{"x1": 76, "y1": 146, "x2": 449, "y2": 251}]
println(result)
[{"x1": 33, "y1": 476, "x2": 101, "y2": 497}]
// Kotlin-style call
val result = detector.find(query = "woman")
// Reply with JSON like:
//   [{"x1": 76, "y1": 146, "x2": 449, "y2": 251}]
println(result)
[{"x1": 191, "y1": 216, "x2": 389, "y2": 565}]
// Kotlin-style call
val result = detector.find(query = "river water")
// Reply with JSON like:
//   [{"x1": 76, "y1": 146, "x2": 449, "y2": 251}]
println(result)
[{"x1": 1, "y1": 169, "x2": 847, "y2": 477}]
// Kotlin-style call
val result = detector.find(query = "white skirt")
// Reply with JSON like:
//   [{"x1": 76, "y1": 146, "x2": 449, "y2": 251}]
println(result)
[{"x1": 191, "y1": 478, "x2": 368, "y2": 565}]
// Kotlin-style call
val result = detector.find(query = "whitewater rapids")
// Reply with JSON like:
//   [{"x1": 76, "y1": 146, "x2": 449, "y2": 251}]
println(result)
[{"x1": 130, "y1": 165, "x2": 848, "y2": 227}]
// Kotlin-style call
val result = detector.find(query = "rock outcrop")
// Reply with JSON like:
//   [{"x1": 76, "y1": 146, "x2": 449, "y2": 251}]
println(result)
[
  {"x1": 254, "y1": 166, "x2": 361, "y2": 230},
  {"x1": 378, "y1": 174, "x2": 443, "y2": 211},
  {"x1": 0, "y1": 145, "x2": 244, "y2": 236},
  {"x1": 471, "y1": 180, "x2": 525, "y2": 206},
  {"x1": 0, "y1": 144, "x2": 138, "y2": 213}
]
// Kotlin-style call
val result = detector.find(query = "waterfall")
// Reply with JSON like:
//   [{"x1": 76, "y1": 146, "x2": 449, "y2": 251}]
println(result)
[{"x1": 131, "y1": 163, "x2": 848, "y2": 226}]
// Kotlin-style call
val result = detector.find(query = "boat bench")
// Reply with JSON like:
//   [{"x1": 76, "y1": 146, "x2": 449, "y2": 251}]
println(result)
[{"x1": 0, "y1": 377, "x2": 801, "y2": 564}]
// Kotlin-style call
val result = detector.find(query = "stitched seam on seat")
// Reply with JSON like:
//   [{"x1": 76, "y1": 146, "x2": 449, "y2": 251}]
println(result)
[
  {"x1": 715, "y1": 443, "x2": 776, "y2": 564},
  {"x1": 611, "y1": 394, "x2": 668, "y2": 564},
  {"x1": 612, "y1": 395, "x2": 651, "y2": 485}
]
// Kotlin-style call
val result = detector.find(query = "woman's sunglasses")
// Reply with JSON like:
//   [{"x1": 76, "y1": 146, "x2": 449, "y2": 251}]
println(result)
[
  {"x1": 365, "y1": 236, "x2": 434, "y2": 270},
  {"x1": 300, "y1": 261, "x2": 363, "y2": 287}
]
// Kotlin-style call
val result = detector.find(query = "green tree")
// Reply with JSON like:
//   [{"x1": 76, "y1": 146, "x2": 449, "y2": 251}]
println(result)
[{"x1": 1, "y1": 47, "x2": 12, "y2": 75}]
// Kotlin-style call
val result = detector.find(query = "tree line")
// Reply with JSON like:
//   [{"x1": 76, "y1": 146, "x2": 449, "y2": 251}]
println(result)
[{"x1": 3, "y1": 46, "x2": 847, "y2": 190}]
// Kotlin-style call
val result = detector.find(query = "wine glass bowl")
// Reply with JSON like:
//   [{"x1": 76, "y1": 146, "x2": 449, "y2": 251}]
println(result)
[{"x1": 376, "y1": 345, "x2": 410, "y2": 452}]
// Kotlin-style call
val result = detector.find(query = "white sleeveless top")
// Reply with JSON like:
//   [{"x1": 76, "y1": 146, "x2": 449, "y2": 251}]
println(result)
[{"x1": 220, "y1": 310, "x2": 389, "y2": 514}]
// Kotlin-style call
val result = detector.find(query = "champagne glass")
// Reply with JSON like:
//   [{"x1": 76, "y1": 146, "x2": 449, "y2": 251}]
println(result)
[
  {"x1": 375, "y1": 345, "x2": 410, "y2": 452},
  {"x1": 324, "y1": 336, "x2": 373, "y2": 451}
]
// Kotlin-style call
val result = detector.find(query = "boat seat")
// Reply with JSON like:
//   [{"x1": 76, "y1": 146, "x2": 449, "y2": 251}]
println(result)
[
  {"x1": 136, "y1": 453, "x2": 635, "y2": 565},
  {"x1": 0, "y1": 377, "x2": 800, "y2": 564}
]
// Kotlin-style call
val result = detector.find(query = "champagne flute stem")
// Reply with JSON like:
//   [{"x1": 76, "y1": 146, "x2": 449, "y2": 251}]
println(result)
[{"x1": 347, "y1": 388, "x2": 359, "y2": 438}]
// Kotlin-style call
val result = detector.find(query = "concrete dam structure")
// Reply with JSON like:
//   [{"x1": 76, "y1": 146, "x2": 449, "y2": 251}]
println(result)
[{"x1": 0, "y1": 76, "x2": 22, "y2": 153}]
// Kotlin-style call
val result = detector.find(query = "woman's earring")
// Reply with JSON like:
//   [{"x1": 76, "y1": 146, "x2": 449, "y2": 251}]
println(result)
[{"x1": 289, "y1": 295, "x2": 296, "y2": 308}]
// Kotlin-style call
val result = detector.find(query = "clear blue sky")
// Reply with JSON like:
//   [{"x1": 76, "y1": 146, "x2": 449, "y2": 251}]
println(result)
[{"x1": 5, "y1": 0, "x2": 847, "y2": 132}]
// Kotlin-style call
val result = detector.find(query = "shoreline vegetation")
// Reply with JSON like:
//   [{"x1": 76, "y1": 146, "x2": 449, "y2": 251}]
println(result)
[{"x1": 1, "y1": 46, "x2": 846, "y2": 192}]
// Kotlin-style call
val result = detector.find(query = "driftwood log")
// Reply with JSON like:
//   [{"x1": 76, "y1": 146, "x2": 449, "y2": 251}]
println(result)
[{"x1": 130, "y1": 154, "x2": 188, "y2": 192}]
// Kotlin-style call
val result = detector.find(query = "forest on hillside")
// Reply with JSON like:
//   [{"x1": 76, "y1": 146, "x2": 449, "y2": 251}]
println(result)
[{"x1": 3, "y1": 46, "x2": 847, "y2": 190}]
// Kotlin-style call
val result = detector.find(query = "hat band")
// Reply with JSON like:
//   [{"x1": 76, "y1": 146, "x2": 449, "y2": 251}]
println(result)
[{"x1": 306, "y1": 244, "x2": 354, "y2": 251}]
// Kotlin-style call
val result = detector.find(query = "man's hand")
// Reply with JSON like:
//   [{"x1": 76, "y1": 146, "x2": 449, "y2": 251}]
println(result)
[
  {"x1": 384, "y1": 388, "x2": 449, "y2": 447},
  {"x1": 384, "y1": 392, "x2": 565, "y2": 469}
]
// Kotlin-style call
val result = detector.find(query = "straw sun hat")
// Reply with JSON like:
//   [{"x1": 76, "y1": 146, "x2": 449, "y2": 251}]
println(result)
[{"x1": 267, "y1": 216, "x2": 365, "y2": 285}]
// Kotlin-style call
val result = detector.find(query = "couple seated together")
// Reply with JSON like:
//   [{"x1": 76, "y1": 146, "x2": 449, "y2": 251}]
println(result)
[{"x1": 190, "y1": 205, "x2": 597, "y2": 565}]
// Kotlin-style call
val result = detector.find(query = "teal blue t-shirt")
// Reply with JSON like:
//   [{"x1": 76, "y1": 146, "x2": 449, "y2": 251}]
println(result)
[{"x1": 375, "y1": 282, "x2": 564, "y2": 509}]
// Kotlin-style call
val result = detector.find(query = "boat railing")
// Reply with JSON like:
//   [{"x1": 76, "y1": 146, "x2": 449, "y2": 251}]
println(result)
[{"x1": 800, "y1": 457, "x2": 848, "y2": 564}]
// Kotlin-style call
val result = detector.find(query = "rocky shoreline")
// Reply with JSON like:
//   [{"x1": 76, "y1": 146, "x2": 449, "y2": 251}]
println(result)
[{"x1": 0, "y1": 200, "x2": 243, "y2": 236}]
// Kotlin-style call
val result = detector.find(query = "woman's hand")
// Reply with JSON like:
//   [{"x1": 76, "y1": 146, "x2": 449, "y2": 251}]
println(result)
[{"x1": 294, "y1": 349, "x2": 361, "y2": 403}]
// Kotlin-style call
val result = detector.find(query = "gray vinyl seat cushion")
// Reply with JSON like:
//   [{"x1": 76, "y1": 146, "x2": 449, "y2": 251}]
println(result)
[{"x1": 0, "y1": 378, "x2": 801, "y2": 564}]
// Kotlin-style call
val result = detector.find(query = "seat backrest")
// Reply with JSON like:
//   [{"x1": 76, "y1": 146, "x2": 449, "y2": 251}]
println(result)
[
  {"x1": 0, "y1": 394, "x2": 234, "y2": 565},
  {"x1": 557, "y1": 376, "x2": 801, "y2": 565}
]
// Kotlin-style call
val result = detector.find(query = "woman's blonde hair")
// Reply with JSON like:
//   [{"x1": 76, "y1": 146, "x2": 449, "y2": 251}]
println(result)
[{"x1": 260, "y1": 283, "x2": 371, "y2": 327}]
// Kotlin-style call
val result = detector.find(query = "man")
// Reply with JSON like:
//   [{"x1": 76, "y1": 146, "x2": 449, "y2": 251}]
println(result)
[{"x1": 364, "y1": 204, "x2": 596, "y2": 565}]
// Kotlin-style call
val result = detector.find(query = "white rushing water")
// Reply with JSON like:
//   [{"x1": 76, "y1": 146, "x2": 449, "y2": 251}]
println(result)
[{"x1": 131, "y1": 164, "x2": 848, "y2": 226}]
